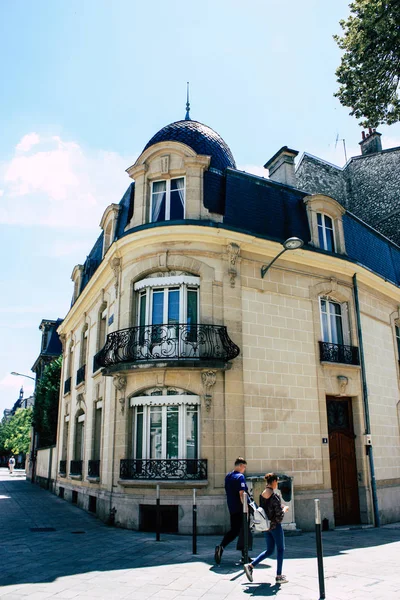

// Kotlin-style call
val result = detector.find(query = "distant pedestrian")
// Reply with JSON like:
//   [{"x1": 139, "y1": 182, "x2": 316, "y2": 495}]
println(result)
[
  {"x1": 214, "y1": 457, "x2": 252, "y2": 565},
  {"x1": 243, "y1": 472, "x2": 289, "y2": 584},
  {"x1": 8, "y1": 456, "x2": 15, "y2": 475}
]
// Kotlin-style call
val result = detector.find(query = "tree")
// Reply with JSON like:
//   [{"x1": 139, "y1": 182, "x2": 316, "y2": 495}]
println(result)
[
  {"x1": 32, "y1": 357, "x2": 62, "y2": 448},
  {"x1": 334, "y1": 0, "x2": 400, "y2": 126},
  {"x1": 1, "y1": 408, "x2": 32, "y2": 454}
]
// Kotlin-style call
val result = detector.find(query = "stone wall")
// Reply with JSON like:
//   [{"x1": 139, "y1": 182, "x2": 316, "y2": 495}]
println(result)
[{"x1": 296, "y1": 148, "x2": 400, "y2": 246}]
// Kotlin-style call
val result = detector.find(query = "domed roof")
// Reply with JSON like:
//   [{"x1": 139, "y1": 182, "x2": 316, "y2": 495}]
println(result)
[{"x1": 143, "y1": 120, "x2": 236, "y2": 172}]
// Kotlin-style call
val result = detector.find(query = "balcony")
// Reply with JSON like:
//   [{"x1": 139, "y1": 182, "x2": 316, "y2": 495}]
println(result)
[
  {"x1": 64, "y1": 377, "x2": 71, "y2": 395},
  {"x1": 96, "y1": 324, "x2": 240, "y2": 371},
  {"x1": 120, "y1": 459, "x2": 208, "y2": 481},
  {"x1": 59, "y1": 460, "x2": 67, "y2": 476},
  {"x1": 319, "y1": 341, "x2": 360, "y2": 366},
  {"x1": 88, "y1": 459, "x2": 100, "y2": 478},
  {"x1": 70, "y1": 460, "x2": 83, "y2": 477},
  {"x1": 76, "y1": 364, "x2": 86, "y2": 386}
]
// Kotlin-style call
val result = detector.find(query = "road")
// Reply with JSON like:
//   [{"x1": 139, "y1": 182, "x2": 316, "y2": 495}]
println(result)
[{"x1": 0, "y1": 469, "x2": 399, "y2": 599}]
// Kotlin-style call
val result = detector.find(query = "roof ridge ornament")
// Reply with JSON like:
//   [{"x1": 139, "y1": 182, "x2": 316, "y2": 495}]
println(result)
[{"x1": 185, "y1": 81, "x2": 191, "y2": 120}]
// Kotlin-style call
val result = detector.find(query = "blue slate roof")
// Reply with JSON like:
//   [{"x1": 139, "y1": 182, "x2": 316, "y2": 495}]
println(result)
[{"x1": 143, "y1": 120, "x2": 236, "y2": 172}]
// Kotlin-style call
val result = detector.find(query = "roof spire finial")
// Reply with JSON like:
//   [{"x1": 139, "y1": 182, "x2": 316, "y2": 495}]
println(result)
[{"x1": 185, "y1": 81, "x2": 191, "y2": 120}]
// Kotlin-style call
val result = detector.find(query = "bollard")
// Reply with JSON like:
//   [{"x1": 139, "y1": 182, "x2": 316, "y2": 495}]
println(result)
[
  {"x1": 192, "y1": 488, "x2": 197, "y2": 555},
  {"x1": 156, "y1": 484, "x2": 161, "y2": 542},
  {"x1": 242, "y1": 492, "x2": 249, "y2": 564},
  {"x1": 315, "y1": 499, "x2": 326, "y2": 599}
]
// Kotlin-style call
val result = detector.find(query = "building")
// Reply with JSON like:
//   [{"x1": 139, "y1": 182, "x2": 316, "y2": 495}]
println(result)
[
  {"x1": 296, "y1": 128, "x2": 400, "y2": 246},
  {"x1": 26, "y1": 318, "x2": 63, "y2": 482},
  {"x1": 54, "y1": 110, "x2": 400, "y2": 532}
]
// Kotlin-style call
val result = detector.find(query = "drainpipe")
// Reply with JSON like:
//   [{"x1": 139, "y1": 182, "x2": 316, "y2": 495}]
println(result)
[{"x1": 352, "y1": 274, "x2": 380, "y2": 527}]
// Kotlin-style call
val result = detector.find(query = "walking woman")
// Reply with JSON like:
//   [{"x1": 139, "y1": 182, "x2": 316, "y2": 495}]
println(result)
[{"x1": 243, "y1": 473, "x2": 288, "y2": 584}]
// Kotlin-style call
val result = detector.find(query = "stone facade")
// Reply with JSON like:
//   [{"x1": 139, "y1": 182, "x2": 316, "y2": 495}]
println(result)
[
  {"x1": 296, "y1": 138, "x2": 400, "y2": 246},
  {"x1": 53, "y1": 119, "x2": 400, "y2": 534}
]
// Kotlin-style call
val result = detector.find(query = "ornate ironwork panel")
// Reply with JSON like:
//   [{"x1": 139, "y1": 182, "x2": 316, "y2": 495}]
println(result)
[
  {"x1": 59, "y1": 460, "x2": 67, "y2": 475},
  {"x1": 319, "y1": 342, "x2": 360, "y2": 365},
  {"x1": 64, "y1": 377, "x2": 71, "y2": 395},
  {"x1": 97, "y1": 324, "x2": 240, "y2": 368},
  {"x1": 88, "y1": 460, "x2": 100, "y2": 478},
  {"x1": 70, "y1": 460, "x2": 83, "y2": 476},
  {"x1": 120, "y1": 459, "x2": 208, "y2": 480},
  {"x1": 93, "y1": 352, "x2": 102, "y2": 373},
  {"x1": 327, "y1": 400, "x2": 350, "y2": 431},
  {"x1": 76, "y1": 364, "x2": 86, "y2": 386}
]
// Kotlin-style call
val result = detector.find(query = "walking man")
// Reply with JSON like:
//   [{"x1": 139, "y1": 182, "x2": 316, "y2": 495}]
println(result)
[
  {"x1": 215, "y1": 457, "x2": 252, "y2": 565},
  {"x1": 8, "y1": 456, "x2": 15, "y2": 475}
]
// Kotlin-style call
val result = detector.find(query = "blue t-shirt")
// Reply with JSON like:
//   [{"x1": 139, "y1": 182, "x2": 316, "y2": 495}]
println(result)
[{"x1": 225, "y1": 471, "x2": 248, "y2": 514}]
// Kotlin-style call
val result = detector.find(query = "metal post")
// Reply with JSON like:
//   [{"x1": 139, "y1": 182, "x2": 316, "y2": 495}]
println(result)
[
  {"x1": 192, "y1": 488, "x2": 197, "y2": 554},
  {"x1": 242, "y1": 492, "x2": 249, "y2": 564},
  {"x1": 315, "y1": 499, "x2": 326, "y2": 600},
  {"x1": 156, "y1": 484, "x2": 161, "y2": 542}
]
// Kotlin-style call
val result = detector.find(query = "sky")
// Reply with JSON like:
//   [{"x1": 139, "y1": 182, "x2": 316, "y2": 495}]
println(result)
[{"x1": 1, "y1": 0, "x2": 400, "y2": 416}]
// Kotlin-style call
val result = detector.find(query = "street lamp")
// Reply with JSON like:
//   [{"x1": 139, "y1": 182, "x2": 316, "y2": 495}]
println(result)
[
  {"x1": 10, "y1": 371, "x2": 35, "y2": 381},
  {"x1": 261, "y1": 237, "x2": 304, "y2": 279}
]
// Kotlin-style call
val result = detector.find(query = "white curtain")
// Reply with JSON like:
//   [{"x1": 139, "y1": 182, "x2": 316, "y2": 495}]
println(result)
[
  {"x1": 175, "y1": 178, "x2": 185, "y2": 209},
  {"x1": 152, "y1": 181, "x2": 166, "y2": 222}
]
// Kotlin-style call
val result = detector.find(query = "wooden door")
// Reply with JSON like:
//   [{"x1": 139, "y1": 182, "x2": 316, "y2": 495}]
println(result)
[{"x1": 327, "y1": 397, "x2": 360, "y2": 526}]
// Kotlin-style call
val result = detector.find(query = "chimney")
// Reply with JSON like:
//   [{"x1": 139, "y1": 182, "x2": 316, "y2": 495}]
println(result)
[
  {"x1": 264, "y1": 146, "x2": 299, "y2": 187},
  {"x1": 359, "y1": 128, "x2": 382, "y2": 155}
]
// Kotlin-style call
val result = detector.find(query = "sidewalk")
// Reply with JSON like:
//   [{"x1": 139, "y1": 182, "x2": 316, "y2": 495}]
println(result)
[{"x1": 0, "y1": 469, "x2": 399, "y2": 600}]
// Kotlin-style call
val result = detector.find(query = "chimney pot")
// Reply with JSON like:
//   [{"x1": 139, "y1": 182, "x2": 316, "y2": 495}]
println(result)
[
  {"x1": 368, "y1": 127, "x2": 373, "y2": 135},
  {"x1": 362, "y1": 131, "x2": 366, "y2": 140},
  {"x1": 359, "y1": 129, "x2": 382, "y2": 155}
]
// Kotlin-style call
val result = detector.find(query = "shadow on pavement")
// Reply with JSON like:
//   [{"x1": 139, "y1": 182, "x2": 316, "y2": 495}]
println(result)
[{"x1": 0, "y1": 474, "x2": 399, "y2": 590}]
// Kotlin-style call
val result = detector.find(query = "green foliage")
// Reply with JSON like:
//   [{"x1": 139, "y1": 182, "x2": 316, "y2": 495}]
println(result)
[
  {"x1": 33, "y1": 357, "x2": 62, "y2": 448},
  {"x1": 334, "y1": 0, "x2": 400, "y2": 126},
  {"x1": 0, "y1": 408, "x2": 32, "y2": 454}
]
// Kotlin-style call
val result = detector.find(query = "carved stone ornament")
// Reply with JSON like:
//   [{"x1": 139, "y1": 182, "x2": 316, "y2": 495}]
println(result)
[
  {"x1": 113, "y1": 375, "x2": 127, "y2": 413},
  {"x1": 202, "y1": 370, "x2": 217, "y2": 412},
  {"x1": 77, "y1": 393, "x2": 85, "y2": 407},
  {"x1": 227, "y1": 242, "x2": 240, "y2": 288},
  {"x1": 337, "y1": 375, "x2": 349, "y2": 396},
  {"x1": 109, "y1": 256, "x2": 121, "y2": 297},
  {"x1": 160, "y1": 155, "x2": 170, "y2": 174}
]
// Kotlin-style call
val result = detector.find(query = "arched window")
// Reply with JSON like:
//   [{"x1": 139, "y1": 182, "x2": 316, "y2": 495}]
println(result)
[
  {"x1": 130, "y1": 387, "x2": 199, "y2": 461},
  {"x1": 317, "y1": 213, "x2": 336, "y2": 251},
  {"x1": 103, "y1": 221, "x2": 113, "y2": 255},
  {"x1": 304, "y1": 195, "x2": 346, "y2": 254}
]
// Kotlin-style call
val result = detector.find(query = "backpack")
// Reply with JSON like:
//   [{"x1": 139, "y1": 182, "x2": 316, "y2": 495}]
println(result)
[{"x1": 249, "y1": 499, "x2": 270, "y2": 533}]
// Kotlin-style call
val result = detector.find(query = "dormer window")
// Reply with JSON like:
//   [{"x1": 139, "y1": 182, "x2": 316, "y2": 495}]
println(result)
[
  {"x1": 100, "y1": 204, "x2": 120, "y2": 258},
  {"x1": 304, "y1": 195, "x2": 346, "y2": 254},
  {"x1": 317, "y1": 213, "x2": 336, "y2": 252},
  {"x1": 151, "y1": 177, "x2": 185, "y2": 222}
]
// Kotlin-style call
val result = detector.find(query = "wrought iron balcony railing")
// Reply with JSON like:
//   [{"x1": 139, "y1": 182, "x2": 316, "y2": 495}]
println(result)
[
  {"x1": 319, "y1": 341, "x2": 360, "y2": 365},
  {"x1": 76, "y1": 364, "x2": 86, "y2": 386},
  {"x1": 88, "y1": 459, "x2": 100, "y2": 478},
  {"x1": 59, "y1": 460, "x2": 67, "y2": 476},
  {"x1": 64, "y1": 377, "x2": 71, "y2": 395},
  {"x1": 93, "y1": 351, "x2": 102, "y2": 373},
  {"x1": 96, "y1": 324, "x2": 240, "y2": 368},
  {"x1": 70, "y1": 460, "x2": 83, "y2": 476},
  {"x1": 120, "y1": 459, "x2": 208, "y2": 481}
]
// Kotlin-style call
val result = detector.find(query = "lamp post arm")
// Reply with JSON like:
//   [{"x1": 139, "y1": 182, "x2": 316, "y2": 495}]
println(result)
[{"x1": 261, "y1": 248, "x2": 288, "y2": 279}]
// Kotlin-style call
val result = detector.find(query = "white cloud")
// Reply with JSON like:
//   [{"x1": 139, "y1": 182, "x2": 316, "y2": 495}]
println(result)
[
  {"x1": 15, "y1": 132, "x2": 40, "y2": 153},
  {"x1": 0, "y1": 133, "x2": 137, "y2": 229},
  {"x1": 0, "y1": 190, "x2": 4, "y2": 197}
]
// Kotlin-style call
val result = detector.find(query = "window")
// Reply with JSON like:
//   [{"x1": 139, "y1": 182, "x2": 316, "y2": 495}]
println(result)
[
  {"x1": 136, "y1": 275, "x2": 199, "y2": 327},
  {"x1": 62, "y1": 419, "x2": 69, "y2": 461},
  {"x1": 80, "y1": 325, "x2": 88, "y2": 368},
  {"x1": 317, "y1": 213, "x2": 336, "y2": 251},
  {"x1": 320, "y1": 298, "x2": 350, "y2": 345},
  {"x1": 131, "y1": 388, "x2": 199, "y2": 461},
  {"x1": 98, "y1": 306, "x2": 107, "y2": 350},
  {"x1": 74, "y1": 410, "x2": 85, "y2": 461},
  {"x1": 151, "y1": 177, "x2": 185, "y2": 222},
  {"x1": 396, "y1": 324, "x2": 400, "y2": 360},
  {"x1": 93, "y1": 406, "x2": 102, "y2": 461}
]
